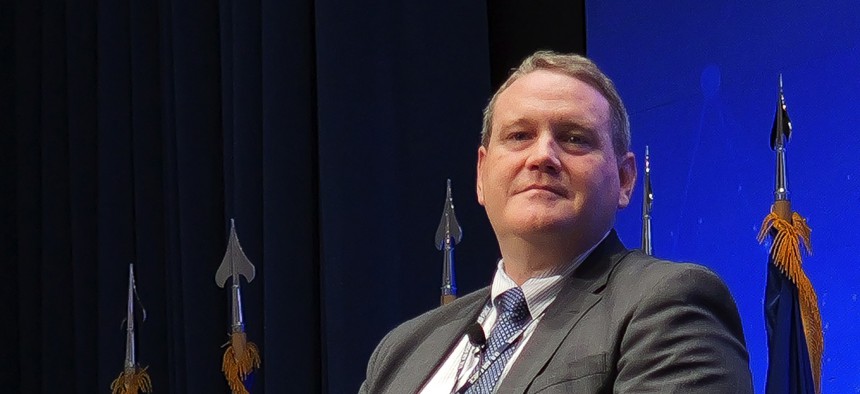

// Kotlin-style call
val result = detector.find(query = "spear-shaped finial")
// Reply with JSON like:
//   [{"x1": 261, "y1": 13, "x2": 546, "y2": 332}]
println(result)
[
  {"x1": 435, "y1": 179, "x2": 463, "y2": 305},
  {"x1": 641, "y1": 146, "x2": 653, "y2": 255},
  {"x1": 110, "y1": 264, "x2": 152, "y2": 394},
  {"x1": 772, "y1": 74, "x2": 792, "y2": 202},
  {"x1": 216, "y1": 219, "x2": 261, "y2": 394}
]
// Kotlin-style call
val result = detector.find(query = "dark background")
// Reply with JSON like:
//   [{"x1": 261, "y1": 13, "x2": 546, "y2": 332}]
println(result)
[{"x1": 2, "y1": 0, "x2": 585, "y2": 392}]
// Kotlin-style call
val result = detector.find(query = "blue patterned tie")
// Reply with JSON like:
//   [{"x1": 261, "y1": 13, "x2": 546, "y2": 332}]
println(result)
[{"x1": 465, "y1": 287, "x2": 531, "y2": 393}]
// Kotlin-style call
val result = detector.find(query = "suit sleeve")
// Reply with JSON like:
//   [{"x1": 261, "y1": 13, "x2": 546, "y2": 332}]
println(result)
[{"x1": 614, "y1": 265, "x2": 753, "y2": 393}]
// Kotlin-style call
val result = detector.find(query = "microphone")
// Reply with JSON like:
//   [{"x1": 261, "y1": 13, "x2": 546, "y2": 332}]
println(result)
[{"x1": 465, "y1": 323, "x2": 486, "y2": 349}]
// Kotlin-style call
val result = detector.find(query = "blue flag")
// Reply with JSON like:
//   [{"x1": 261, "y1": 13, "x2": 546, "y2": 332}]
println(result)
[{"x1": 765, "y1": 262, "x2": 816, "y2": 394}]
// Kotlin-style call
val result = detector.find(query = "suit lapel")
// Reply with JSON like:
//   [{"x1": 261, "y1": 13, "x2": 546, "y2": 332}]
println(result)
[
  {"x1": 497, "y1": 231, "x2": 631, "y2": 393},
  {"x1": 397, "y1": 291, "x2": 489, "y2": 393}
]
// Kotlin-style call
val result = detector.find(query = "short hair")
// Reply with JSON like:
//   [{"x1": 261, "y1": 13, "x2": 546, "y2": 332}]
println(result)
[{"x1": 480, "y1": 51, "x2": 630, "y2": 157}]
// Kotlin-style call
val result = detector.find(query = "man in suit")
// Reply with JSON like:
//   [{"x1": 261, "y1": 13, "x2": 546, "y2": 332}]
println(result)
[{"x1": 360, "y1": 51, "x2": 753, "y2": 393}]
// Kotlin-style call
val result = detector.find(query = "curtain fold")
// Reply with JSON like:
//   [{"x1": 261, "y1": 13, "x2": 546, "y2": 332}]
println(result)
[{"x1": 4, "y1": 0, "x2": 583, "y2": 391}]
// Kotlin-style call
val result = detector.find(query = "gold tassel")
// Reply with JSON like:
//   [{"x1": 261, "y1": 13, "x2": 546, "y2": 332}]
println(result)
[
  {"x1": 222, "y1": 331, "x2": 261, "y2": 394},
  {"x1": 110, "y1": 366, "x2": 153, "y2": 394},
  {"x1": 758, "y1": 210, "x2": 823, "y2": 393}
]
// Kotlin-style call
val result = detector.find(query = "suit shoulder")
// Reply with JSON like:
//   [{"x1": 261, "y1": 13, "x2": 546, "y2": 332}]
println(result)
[
  {"x1": 381, "y1": 287, "x2": 489, "y2": 344},
  {"x1": 608, "y1": 251, "x2": 732, "y2": 300},
  {"x1": 611, "y1": 250, "x2": 725, "y2": 285},
  {"x1": 608, "y1": 255, "x2": 752, "y2": 392},
  {"x1": 361, "y1": 288, "x2": 489, "y2": 392}
]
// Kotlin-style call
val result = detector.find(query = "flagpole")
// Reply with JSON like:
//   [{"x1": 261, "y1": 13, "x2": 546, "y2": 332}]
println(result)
[
  {"x1": 758, "y1": 76, "x2": 822, "y2": 394},
  {"x1": 216, "y1": 219, "x2": 261, "y2": 394},
  {"x1": 436, "y1": 179, "x2": 463, "y2": 305},
  {"x1": 641, "y1": 146, "x2": 653, "y2": 255},
  {"x1": 110, "y1": 264, "x2": 152, "y2": 394}
]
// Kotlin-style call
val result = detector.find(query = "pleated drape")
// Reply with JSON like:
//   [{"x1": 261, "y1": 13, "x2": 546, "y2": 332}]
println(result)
[{"x1": 3, "y1": 0, "x2": 584, "y2": 391}]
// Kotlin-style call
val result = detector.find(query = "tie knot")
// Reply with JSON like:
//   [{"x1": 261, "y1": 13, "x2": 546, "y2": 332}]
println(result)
[{"x1": 496, "y1": 287, "x2": 529, "y2": 321}]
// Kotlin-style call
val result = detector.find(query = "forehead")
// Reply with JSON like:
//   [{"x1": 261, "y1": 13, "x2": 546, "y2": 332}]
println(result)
[{"x1": 492, "y1": 70, "x2": 611, "y2": 132}]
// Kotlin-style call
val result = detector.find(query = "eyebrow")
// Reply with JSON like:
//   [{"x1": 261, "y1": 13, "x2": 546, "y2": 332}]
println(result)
[
  {"x1": 495, "y1": 117, "x2": 602, "y2": 138},
  {"x1": 496, "y1": 118, "x2": 534, "y2": 131},
  {"x1": 553, "y1": 120, "x2": 597, "y2": 134}
]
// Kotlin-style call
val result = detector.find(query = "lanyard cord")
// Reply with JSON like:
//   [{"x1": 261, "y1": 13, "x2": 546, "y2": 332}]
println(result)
[
  {"x1": 449, "y1": 301, "x2": 491, "y2": 393},
  {"x1": 450, "y1": 300, "x2": 537, "y2": 394}
]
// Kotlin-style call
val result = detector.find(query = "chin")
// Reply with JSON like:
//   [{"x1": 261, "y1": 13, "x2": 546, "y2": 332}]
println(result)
[{"x1": 507, "y1": 213, "x2": 578, "y2": 235}]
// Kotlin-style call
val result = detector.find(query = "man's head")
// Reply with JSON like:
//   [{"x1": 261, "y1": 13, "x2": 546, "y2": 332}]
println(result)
[
  {"x1": 476, "y1": 51, "x2": 636, "y2": 254},
  {"x1": 481, "y1": 51, "x2": 630, "y2": 155}
]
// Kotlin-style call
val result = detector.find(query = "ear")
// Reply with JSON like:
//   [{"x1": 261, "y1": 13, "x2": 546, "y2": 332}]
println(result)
[
  {"x1": 476, "y1": 145, "x2": 487, "y2": 206},
  {"x1": 616, "y1": 151, "x2": 637, "y2": 209}
]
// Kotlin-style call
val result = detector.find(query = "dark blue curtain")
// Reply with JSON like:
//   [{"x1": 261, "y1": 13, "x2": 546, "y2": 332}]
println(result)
[{"x1": 3, "y1": 0, "x2": 584, "y2": 392}]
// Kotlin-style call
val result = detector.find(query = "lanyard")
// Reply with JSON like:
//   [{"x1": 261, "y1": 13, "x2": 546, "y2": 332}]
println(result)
[
  {"x1": 449, "y1": 301, "x2": 491, "y2": 393},
  {"x1": 450, "y1": 300, "x2": 537, "y2": 394}
]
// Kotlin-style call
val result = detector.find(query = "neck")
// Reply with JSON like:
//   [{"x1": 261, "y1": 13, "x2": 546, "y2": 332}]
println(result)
[{"x1": 498, "y1": 232, "x2": 600, "y2": 286}]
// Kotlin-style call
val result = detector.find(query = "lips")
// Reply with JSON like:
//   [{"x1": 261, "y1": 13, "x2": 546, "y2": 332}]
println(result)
[{"x1": 521, "y1": 184, "x2": 567, "y2": 197}]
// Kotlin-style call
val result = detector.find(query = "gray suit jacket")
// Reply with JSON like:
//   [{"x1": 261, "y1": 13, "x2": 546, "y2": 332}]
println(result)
[{"x1": 359, "y1": 231, "x2": 753, "y2": 393}]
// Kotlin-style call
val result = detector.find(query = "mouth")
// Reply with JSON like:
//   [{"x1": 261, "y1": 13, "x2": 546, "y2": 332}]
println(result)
[{"x1": 521, "y1": 184, "x2": 567, "y2": 197}]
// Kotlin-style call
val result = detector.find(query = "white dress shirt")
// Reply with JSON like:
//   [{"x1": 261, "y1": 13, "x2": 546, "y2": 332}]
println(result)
[{"x1": 420, "y1": 235, "x2": 605, "y2": 393}]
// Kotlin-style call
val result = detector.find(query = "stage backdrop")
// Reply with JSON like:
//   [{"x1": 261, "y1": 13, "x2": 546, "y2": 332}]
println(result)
[
  {"x1": 587, "y1": 2, "x2": 860, "y2": 392},
  {"x1": 3, "y1": 0, "x2": 587, "y2": 392}
]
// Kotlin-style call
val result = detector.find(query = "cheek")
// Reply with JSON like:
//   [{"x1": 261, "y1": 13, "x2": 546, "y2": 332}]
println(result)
[
  {"x1": 485, "y1": 157, "x2": 519, "y2": 190},
  {"x1": 486, "y1": 176, "x2": 512, "y2": 206},
  {"x1": 570, "y1": 156, "x2": 611, "y2": 182},
  {"x1": 570, "y1": 158, "x2": 620, "y2": 197}
]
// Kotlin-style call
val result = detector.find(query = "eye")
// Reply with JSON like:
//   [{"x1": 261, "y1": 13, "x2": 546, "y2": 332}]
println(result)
[
  {"x1": 507, "y1": 131, "x2": 531, "y2": 141},
  {"x1": 562, "y1": 133, "x2": 589, "y2": 145}
]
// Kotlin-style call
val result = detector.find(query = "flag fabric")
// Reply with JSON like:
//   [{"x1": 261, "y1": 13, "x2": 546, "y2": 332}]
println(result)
[
  {"x1": 759, "y1": 209, "x2": 820, "y2": 393},
  {"x1": 763, "y1": 252, "x2": 816, "y2": 393}
]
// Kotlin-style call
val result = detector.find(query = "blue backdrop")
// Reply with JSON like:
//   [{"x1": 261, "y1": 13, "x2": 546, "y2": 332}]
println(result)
[{"x1": 587, "y1": 2, "x2": 860, "y2": 392}]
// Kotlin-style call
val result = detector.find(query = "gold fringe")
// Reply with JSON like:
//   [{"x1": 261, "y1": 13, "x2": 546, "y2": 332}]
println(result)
[
  {"x1": 758, "y1": 210, "x2": 823, "y2": 393},
  {"x1": 110, "y1": 366, "x2": 153, "y2": 394},
  {"x1": 222, "y1": 331, "x2": 261, "y2": 394}
]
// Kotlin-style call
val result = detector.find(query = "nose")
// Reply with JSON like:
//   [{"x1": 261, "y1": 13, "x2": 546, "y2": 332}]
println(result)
[{"x1": 525, "y1": 132, "x2": 561, "y2": 174}]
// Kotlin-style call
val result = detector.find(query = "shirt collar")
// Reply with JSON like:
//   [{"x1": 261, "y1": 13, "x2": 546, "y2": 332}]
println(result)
[{"x1": 489, "y1": 230, "x2": 609, "y2": 318}]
